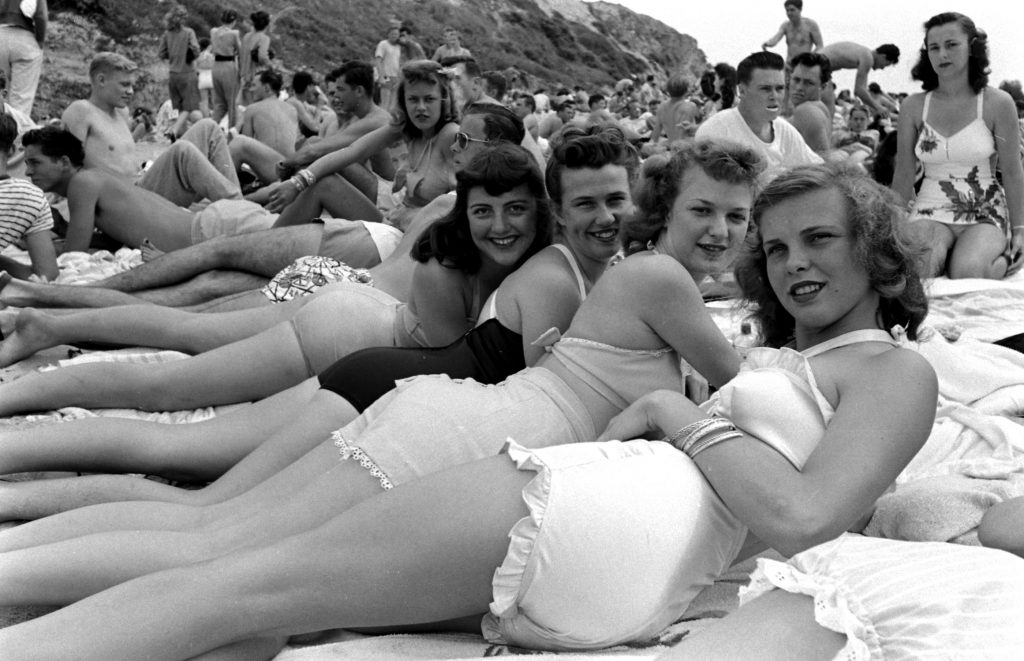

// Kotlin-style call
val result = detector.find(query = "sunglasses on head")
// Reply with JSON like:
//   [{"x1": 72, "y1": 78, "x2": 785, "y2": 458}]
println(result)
[{"x1": 454, "y1": 132, "x2": 490, "y2": 150}]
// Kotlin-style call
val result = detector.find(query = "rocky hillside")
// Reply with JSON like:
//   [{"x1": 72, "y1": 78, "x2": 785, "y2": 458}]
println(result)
[{"x1": 36, "y1": 0, "x2": 707, "y2": 119}]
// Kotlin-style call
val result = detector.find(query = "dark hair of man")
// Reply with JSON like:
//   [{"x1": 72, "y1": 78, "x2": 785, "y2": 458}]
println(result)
[
  {"x1": 250, "y1": 11, "x2": 270, "y2": 31},
  {"x1": 737, "y1": 51, "x2": 785, "y2": 85},
  {"x1": 442, "y1": 55, "x2": 481, "y2": 79},
  {"x1": 292, "y1": 71, "x2": 314, "y2": 95},
  {"x1": 0, "y1": 112, "x2": 17, "y2": 153},
  {"x1": 332, "y1": 61, "x2": 374, "y2": 94},
  {"x1": 258, "y1": 69, "x2": 284, "y2": 93},
  {"x1": 412, "y1": 143, "x2": 550, "y2": 273},
  {"x1": 21, "y1": 126, "x2": 86, "y2": 167},
  {"x1": 587, "y1": 94, "x2": 605, "y2": 109},
  {"x1": 790, "y1": 51, "x2": 832, "y2": 84},
  {"x1": 481, "y1": 71, "x2": 507, "y2": 100},
  {"x1": 784, "y1": 0, "x2": 802, "y2": 10},
  {"x1": 875, "y1": 43, "x2": 900, "y2": 65},
  {"x1": 515, "y1": 92, "x2": 536, "y2": 112},
  {"x1": 464, "y1": 103, "x2": 524, "y2": 144}
]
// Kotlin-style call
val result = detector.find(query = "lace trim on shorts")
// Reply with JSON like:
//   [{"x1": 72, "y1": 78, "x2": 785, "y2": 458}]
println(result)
[
  {"x1": 331, "y1": 429, "x2": 393, "y2": 490},
  {"x1": 739, "y1": 553, "x2": 882, "y2": 661},
  {"x1": 486, "y1": 439, "x2": 551, "y2": 624}
]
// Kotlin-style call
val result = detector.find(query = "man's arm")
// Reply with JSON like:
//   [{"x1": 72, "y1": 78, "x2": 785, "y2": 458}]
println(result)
[
  {"x1": 60, "y1": 102, "x2": 91, "y2": 144},
  {"x1": 762, "y1": 23, "x2": 786, "y2": 49},
  {"x1": 63, "y1": 175, "x2": 102, "y2": 254},
  {"x1": 33, "y1": 0, "x2": 47, "y2": 45},
  {"x1": 158, "y1": 32, "x2": 169, "y2": 61},
  {"x1": 808, "y1": 18, "x2": 823, "y2": 50},
  {"x1": 23, "y1": 230, "x2": 59, "y2": 280},
  {"x1": 852, "y1": 54, "x2": 884, "y2": 116},
  {"x1": 283, "y1": 111, "x2": 389, "y2": 169},
  {"x1": 240, "y1": 106, "x2": 254, "y2": 137}
]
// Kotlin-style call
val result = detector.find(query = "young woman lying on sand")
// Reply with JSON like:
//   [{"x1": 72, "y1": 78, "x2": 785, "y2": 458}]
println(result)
[
  {"x1": 0, "y1": 103, "x2": 529, "y2": 365},
  {"x1": 0, "y1": 126, "x2": 639, "y2": 519},
  {"x1": 0, "y1": 143, "x2": 550, "y2": 417},
  {"x1": 8, "y1": 165, "x2": 1018, "y2": 661}
]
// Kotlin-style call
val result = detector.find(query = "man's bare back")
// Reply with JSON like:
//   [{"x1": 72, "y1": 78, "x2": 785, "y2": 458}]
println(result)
[
  {"x1": 789, "y1": 100, "x2": 831, "y2": 153},
  {"x1": 242, "y1": 97, "x2": 299, "y2": 157},
  {"x1": 66, "y1": 169, "x2": 194, "y2": 252},
  {"x1": 817, "y1": 42, "x2": 870, "y2": 71},
  {"x1": 61, "y1": 99, "x2": 139, "y2": 179}
]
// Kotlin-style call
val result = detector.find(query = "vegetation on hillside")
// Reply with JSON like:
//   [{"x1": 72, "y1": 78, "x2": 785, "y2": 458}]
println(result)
[{"x1": 38, "y1": 0, "x2": 706, "y2": 118}]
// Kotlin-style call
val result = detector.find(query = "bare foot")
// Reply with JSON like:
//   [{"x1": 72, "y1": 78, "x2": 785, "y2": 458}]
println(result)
[
  {"x1": 0, "y1": 308, "x2": 18, "y2": 337},
  {"x1": 139, "y1": 239, "x2": 166, "y2": 262},
  {"x1": 0, "y1": 271, "x2": 47, "y2": 310},
  {"x1": 0, "y1": 308, "x2": 64, "y2": 367}
]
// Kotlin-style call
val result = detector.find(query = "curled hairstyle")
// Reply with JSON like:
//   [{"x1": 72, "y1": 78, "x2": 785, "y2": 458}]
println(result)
[
  {"x1": 221, "y1": 9, "x2": 238, "y2": 24},
  {"x1": 545, "y1": 124, "x2": 639, "y2": 209},
  {"x1": 623, "y1": 139, "x2": 763, "y2": 253},
  {"x1": 714, "y1": 62, "x2": 737, "y2": 109},
  {"x1": 734, "y1": 163, "x2": 928, "y2": 348},
  {"x1": 0, "y1": 112, "x2": 17, "y2": 153},
  {"x1": 911, "y1": 13, "x2": 989, "y2": 93},
  {"x1": 22, "y1": 126, "x2": 86, "y2": 167},
  {"x1": 412, "y1": 143, "x2": 551, "y2": 273},
  {"x1": 250, "y1": 11, "x2": 270, "y2": 31},
  {"x1": 394, "y1": 59, "x2": 458, "y2": 140}
]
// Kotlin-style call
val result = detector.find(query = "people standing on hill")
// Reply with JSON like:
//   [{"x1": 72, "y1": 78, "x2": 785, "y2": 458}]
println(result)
[
  {"x1": 0, "y1": 0, "x2": 47, "y2": 118},
  {"x1": 209, "y1": 8, "x2": 242, "y2": 127},
  {"x1": 239, "y1": 10, "x2": 272, "y2": 105},
  {"x1": 432, "y1": 25, "x2": 471, "y2": 62},
  {"x1": 374, "y1": 24, "x2": 403, "y2": 110},
  {"x1": 157, "y1": 4, "x2": 201, "y2": 141}
]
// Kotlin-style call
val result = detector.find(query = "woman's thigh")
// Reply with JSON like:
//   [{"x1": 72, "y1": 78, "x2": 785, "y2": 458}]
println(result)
[{"x1": 948, "y1": 222, "x2": 1007, "y2": 278}]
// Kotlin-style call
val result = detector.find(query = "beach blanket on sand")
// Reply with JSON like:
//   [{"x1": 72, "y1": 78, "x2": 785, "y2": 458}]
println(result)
[{"x1": 4, "y1": 247, "x2": 1024, "y2": 655}]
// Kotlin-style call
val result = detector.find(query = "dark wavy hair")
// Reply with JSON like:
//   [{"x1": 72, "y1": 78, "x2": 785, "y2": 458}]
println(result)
[
  {"x1": 394, "y1": 59, "x2": 458, "y2": 139},
  {"x1": 545, "y1": 124, "x2": 639, "y2": 209},
  {"x1": 911, "y1": 12, "x2": 990, "y2": 93},
  {"x1": 714, "y1": 62, "x2": 737, "y2": 109},
  {"x1": 622, "y1": 139, "x2": 764, "y2": 254},
  {"x1": 734, "y1": 163, "x2": 928, "y2": 348},
  {"x1": 412, "y1": 143, "x2": 551, "y2": 273},
  {"x1": 22, "y1": 126, "x2": 85, "y2": 167}
]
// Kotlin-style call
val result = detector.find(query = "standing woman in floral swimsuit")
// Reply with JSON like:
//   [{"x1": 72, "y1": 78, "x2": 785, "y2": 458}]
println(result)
[{"x1": 893, "y1": 12, "x2": 1024, "y2": 279}]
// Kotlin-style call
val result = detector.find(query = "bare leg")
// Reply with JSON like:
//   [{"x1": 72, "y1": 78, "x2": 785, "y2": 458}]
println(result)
[
  {"x1": 183, "y1": 290, "x2": 271, "y2": 312},
  {"x1": 662, "y1": 590, "x2": 844, "y2": 660},
  {"x1": 903, "y1": 219, "x2": 955, "y2": 278},
  {"x1": 978, "y1": 495, "x2": 1024, "y2": 557},
  {"x1": 0, "y1": 295, "x2": 308, "y2": 365},
  {"x1": 96, "y1": 225, "x2": 326, "y2": 292},
  {"x1": 273, "y1": 174, "x2": 382, "y2": 227},
  {"x1": 0, "y1": 385, "x2": 355, "y2": 541},
  {"x1": 0, "y1": 455, "x2": 532, "y2": 658},
  {"x1": 228, "y1": 134, "x2": 285, "y2": 184},
  {"x1": 138, "y1": 132, "x2": 241, "y2": 207},
  {"x1": 947, "y1": 223, "x2": 1009, "y2": 279}
]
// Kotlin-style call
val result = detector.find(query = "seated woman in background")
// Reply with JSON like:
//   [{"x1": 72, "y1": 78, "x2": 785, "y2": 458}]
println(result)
[
  {"x1": 8, "y1": 165, "x2": 1013, "y2": 661},
  {"x1": 894, "y1": 12, "x2": 1024, "y2": 279},
  {"x1": 0, "y1": 125, "x2": 639, "y2": 518}
]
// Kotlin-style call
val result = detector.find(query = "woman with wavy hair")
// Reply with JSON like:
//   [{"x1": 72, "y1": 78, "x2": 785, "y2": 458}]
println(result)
[
  {"x1": 894, "y1": 12, "x2": 1024, "y2": 279},
  {"x1": 265, "y1": 59, "x2": 460, "y2": 231},
  {"x1": 0, "y1": 144, "x2": 548, "y2": 419}
]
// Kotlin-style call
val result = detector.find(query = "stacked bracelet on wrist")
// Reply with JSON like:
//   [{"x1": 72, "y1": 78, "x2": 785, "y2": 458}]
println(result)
[
  {"x1": 289, "y1": 168, "x2": 317, "y2": 192},
  {"x1": 665, "y1": 417, "x2": 743, "y2": 459}
]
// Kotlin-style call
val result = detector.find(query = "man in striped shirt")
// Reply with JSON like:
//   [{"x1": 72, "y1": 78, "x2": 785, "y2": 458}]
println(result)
[{"x1": 0, "y1": 110, "x2": 57, "y2": 280}]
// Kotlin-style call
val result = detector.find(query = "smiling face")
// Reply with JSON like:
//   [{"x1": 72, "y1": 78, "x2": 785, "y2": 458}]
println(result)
[
  {"x1": 789, "y1": 63, "x2": 822, "y2": 106},
  {"x1": 556, "y1": 164, "x2": 633, "y2": 266},
  {"x1": 467, "y1": 183, "x2": 539, "y2": 269},
  {"x1": 925, "y1": 22, "x2": 970, "y2": 79},
  {"x1": 761, "y1": 187, "x2": 879, "y2": 346},
  {"x1": 739, "y1": 67, "x2": 785, "y2": 124},
  {"x1": 402, "y1": 80, "x2": 443, "y2": 133},
  {"x1": 660, "y1": 167, "x2": 752, "y2": 282}
]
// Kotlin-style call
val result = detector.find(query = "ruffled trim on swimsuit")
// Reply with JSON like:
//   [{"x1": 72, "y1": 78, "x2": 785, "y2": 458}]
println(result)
[
  {"x1": 483, "y1": 439, "x2": 552, "y2": 639},
  {"x1": 740, "y1": 554, "x2": 882, "y2": 661},
  {"x1": 332, "y1": 429, "x2": 394, "y2": 490}
]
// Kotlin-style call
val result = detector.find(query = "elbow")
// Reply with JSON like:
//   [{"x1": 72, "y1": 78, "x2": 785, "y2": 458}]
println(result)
[{"x1": 758, "y1": 495, "x2": 843, "y2": 558}]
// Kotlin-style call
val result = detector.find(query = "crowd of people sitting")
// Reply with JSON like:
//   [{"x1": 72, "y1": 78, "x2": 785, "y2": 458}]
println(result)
[{"x1": 2, "y1": 2, "x2": 1024, "y2": 659}]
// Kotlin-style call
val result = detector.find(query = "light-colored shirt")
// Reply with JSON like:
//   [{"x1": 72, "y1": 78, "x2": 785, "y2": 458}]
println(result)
[{"x1": 696, "y1": 108, "x2": 822, "y2": 184}]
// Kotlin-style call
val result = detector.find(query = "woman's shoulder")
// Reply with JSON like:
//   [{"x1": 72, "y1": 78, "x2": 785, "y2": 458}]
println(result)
[
  {"x1": 982, "y1": 86, "x2": 1017, "y2": 116},
  {"x1": 504, "y1": 246, "x2": 580, "y2": 294}
]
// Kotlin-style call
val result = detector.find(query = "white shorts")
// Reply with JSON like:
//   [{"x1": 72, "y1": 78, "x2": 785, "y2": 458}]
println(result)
[
  {"x1": 190, "y1": 199, "x2": 275, "y2": 243},
  {"x1": 481, "y1": 440, "x2": 746, "y2": 651}
]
